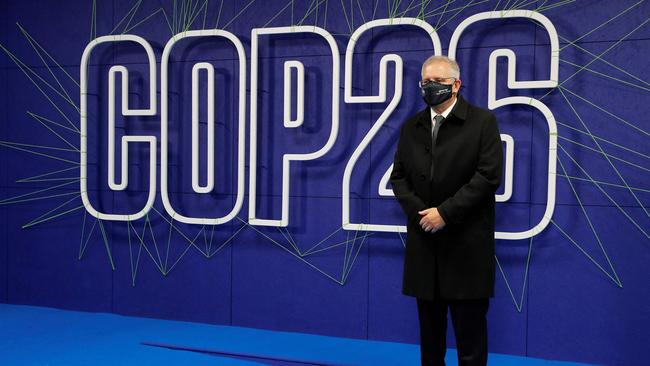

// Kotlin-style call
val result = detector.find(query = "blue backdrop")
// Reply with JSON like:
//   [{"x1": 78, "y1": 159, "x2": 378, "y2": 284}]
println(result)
[{"x1": 1, "y1": 1, "x2": 649, "y2": 365}]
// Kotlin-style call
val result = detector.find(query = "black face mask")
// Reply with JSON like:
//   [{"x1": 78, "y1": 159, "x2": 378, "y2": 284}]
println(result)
[{"x1": 421, "y1": 81, "x2": 453, "y2": 107}]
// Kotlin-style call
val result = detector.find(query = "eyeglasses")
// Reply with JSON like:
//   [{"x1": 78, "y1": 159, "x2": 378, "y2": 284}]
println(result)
[{"x1": 419, "y1": 77, "x2": 456, "y2": 88}]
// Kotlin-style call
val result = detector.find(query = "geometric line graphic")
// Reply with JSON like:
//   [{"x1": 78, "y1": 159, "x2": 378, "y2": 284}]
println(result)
[{"x1": 0, "y1": 0, "x2": 648, "y2": 316}]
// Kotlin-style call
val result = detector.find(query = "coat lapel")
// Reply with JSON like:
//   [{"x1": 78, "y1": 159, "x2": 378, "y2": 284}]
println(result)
[{"x1": 414, "y1": 107, "x2": 432, "y2": 151}]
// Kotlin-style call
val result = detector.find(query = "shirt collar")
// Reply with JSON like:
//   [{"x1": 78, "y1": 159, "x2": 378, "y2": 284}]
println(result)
[{"x1": 430, "y1": 96, "x2": 458, "y2": 121}]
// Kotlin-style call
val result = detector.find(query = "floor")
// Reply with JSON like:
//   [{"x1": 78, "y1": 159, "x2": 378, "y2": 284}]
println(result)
[{"x1": 0, "y1": 304, "x2": 591, "y2": 366}]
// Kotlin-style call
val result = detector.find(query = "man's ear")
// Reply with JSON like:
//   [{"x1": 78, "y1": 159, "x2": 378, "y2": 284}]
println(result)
[{"x1": 453, "y1": 79, "x2": 462, "y2": 93}]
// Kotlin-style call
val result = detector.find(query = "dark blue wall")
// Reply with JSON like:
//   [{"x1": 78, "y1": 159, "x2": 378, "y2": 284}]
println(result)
[{"x1": 1, "y1": 1, "x2": 649, "y2": 365}]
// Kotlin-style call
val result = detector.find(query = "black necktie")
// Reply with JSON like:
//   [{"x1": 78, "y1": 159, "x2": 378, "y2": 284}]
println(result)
[{"x1": 430, "y1": 114, "x2": 444, "y2": 179}]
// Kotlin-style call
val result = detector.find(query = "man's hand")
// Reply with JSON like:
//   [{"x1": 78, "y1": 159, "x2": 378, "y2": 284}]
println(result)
[{"x1": 418, "y1": 208, "x2": 446, "y2": 233}]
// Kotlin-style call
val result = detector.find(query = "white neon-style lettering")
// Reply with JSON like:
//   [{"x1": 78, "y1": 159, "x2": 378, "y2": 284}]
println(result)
[
  {"x1": 80, "y1": 35, "x2": 157, "y2": 221},
  {"x1": 249, "y1": 26, "x2": 340, "y2": 227},
  {"x1": 448, "y1": 10, "x2": 559, "y2": 240},
  {"x1": 342, "y1": 18, "x2": 442, "y2": 233},
  {"x1": 191, "y1": 62, "x2": 215, "y2": 194},
  {"x1": 160, "y1": 29, "x2": 247, "y2": 225},
  {"x1": 283, "y1": 60, "x2": 305, "y2": 128},
  {"x1": 497, "y1": 133, "x2": 514, "y2": 203},
  {"x1": 78, "y1": 14, "x2": 560, "y2": 242}
]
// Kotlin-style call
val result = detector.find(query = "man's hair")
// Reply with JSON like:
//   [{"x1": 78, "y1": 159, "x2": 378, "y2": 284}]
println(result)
[{"x1": 421, "y1": 55, "x2": 460, "y2": 79}]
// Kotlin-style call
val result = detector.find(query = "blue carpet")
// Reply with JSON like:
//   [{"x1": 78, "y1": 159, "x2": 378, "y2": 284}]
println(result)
[{"x1": 0, "y1": 304, "x2": 591, "y2": 366}]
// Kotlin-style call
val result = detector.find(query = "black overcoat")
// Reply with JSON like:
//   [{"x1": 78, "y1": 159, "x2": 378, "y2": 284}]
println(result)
[{"x1": 390, "y1": 95, "x2": 503, "y2": 300}]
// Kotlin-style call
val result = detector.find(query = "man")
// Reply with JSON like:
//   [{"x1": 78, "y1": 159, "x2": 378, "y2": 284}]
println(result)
[{"x1": 390, "y1": 55, "x2": 503, "y2": 366}]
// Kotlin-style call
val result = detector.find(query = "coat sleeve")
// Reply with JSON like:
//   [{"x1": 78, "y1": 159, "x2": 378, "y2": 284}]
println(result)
[
  {"x1": 437, "y1": 113, "x2": 503, "y2": 225},
  {"x1": 390, "y1": 124, "x2": 428, "y2": 226}
]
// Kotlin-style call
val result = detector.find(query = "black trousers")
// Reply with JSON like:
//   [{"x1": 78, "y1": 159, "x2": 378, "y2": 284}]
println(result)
[{"x1": 416, "y1": 297, "x2": 489, "y2": 366}]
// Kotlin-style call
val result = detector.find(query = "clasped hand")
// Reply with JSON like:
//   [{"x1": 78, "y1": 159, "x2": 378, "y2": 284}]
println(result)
[{"x1": 418, "y1": 208, "x2": 446, "y2": 233}]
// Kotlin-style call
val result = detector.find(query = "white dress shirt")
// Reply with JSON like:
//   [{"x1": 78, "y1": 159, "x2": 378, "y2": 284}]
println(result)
[{"x1": 430, "y1": 96, "x2": 458, "y2": 133}]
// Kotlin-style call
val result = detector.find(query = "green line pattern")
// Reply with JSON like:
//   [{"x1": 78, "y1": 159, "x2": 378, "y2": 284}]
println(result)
[{"x1": 0, "y1": 0, "x2": 646, "y2": 315}]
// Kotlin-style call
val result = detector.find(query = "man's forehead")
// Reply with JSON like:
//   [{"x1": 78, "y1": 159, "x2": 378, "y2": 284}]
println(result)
[{"x1": 422, "y1": 61, "x2": 451, "y2": 75}]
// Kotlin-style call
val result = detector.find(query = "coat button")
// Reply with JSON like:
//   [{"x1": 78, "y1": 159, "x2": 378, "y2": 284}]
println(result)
[
  {"x1": 425, "y1": 147, "x2": 430, "y2": 153},
  {"x1": 419, "y1": 174, "x2": 426, "y2": 180}
]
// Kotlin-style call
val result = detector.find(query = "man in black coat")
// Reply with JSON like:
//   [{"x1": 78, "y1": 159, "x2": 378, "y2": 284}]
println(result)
[{"x1": 390, "y1": 55, "x2": 503, "y2": 366}]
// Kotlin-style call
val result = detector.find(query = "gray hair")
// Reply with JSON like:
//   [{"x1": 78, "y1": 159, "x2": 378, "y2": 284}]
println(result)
[{"x1": 421, "y1": 55, "x2": 460, "y2": 79}]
